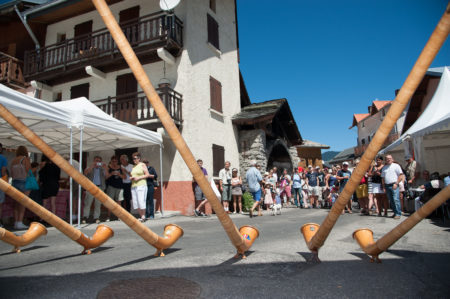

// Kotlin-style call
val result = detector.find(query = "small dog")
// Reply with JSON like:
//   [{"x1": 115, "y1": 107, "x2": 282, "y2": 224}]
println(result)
[{"x1": 271, "y1": 203, "x2": 282, "y2": 215}]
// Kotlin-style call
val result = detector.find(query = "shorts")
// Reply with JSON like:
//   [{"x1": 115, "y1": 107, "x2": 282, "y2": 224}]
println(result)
[
  {"x1": 12, "y1": 179, "x2": 27, "y2": 193},
  {"x1": 194, "y1": 185, "x2": 205, "y2": 201},
  {"x1": 308, "y1": 186, "x2": 320, "y2": 196},
  {"x1": 131, "y1": 185, "x2": 147, "y2": 210},
  {"x1": 251, "y1": 189, "x2": 262, "y2": 202},
  {"x1": 281, "y1": 186, "x2": 291, "y2": 198},
  {"x1": 221, "y1": 185, "x2": 232, "y2": 201},
  {"x1": 356, "y1": 184, "x2": 368, "y2": 199},
  {"x1": 106, "y1": 185, "x2": 124, "y2": 202}
]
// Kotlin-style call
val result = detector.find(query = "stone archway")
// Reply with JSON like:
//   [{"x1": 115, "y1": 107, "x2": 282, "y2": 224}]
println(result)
[{"x1": 267, "y1": 140, "x2": 293, "y2": 175}]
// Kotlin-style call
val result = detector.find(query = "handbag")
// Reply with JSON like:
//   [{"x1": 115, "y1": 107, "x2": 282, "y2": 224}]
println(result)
[{"x1": 25, "y1": 170, "x2": 39, "y2": 191}]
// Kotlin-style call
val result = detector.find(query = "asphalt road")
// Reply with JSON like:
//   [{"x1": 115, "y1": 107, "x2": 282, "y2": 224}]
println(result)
[{"x1": 1, "y1": 206, "x2": 449, "y2": 298}]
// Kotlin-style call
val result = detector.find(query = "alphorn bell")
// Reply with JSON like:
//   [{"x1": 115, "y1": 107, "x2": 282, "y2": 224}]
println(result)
[
  {"x1": 0, "y1": 222, "x2": 47, "y2": 253},
  {"x1": 300, "y1": 3, "x2": 450, "y2": 261},
  {"x1": 0, "y1": 179, "x2": 113, "y2": 254},
  {"x1": 91, "y1": 0, "x2": 259, "y2": 258}
]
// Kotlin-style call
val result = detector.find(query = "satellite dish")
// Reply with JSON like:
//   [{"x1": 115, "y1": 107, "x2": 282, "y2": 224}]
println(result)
[{"x1": 160, "y1": 0, "x2": 180, "y2": 11}]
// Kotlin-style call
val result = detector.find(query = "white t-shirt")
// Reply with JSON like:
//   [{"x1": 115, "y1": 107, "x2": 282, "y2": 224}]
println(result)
[
  {"x1": 121, "y1": 164, "x2": 133, "y2": 183},
  {"x1": 381, "y1": 163, "x2": 403, "y2": 185}
]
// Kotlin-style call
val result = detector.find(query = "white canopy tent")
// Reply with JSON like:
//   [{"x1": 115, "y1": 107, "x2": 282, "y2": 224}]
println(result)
[
  {"x1": 0, "y1": 84, "x2": 165, "y2": 225},
  {"x1": 381, "y1": 67, "x2": 450, "y2": 171}
]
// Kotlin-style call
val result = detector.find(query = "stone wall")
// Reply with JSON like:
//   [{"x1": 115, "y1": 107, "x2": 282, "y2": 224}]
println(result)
[{"x1": 238, "y1": 129, "x2": 267, "y2": 178}]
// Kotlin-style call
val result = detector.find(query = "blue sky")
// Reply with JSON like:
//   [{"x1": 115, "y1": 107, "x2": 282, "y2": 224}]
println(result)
[{"x1": 236, "y1": 0, "x2": 450, "y2": 152}]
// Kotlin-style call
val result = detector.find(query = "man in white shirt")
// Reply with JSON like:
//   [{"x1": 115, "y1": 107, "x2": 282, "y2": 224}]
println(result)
[
  {"x1": 381, "y1": 155, "x2": 405, "y2": 219},
  {"x1": 219, "y1": 161, "x2": 232, "y2": 213}
]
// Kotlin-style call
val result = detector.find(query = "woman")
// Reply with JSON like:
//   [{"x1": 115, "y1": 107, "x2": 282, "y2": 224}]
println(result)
[
  {"x1": 230, "y1": 168, "x2": 243, "y2": 214},
  {"x1": 130, "y1": 152, "x2": 150, "y2": 222},
  {"x1": 369, "y1": 156, "x2": 386, "y2": 216},
  {"x1": 39, "y1": 155, "x2": 61, "y2": 217},
  {"x1": 354, "y1": 159, "x2": 369, "y2": 215},
  {"x1": 10, "y1": 145, "x2": 31, "y2": 229},
  {"x1": 105, "y1": 155, "x2": 125, "y2": 222},
  {"x1": 279, "y1": 169, "x2": 292, "y2": 207}
]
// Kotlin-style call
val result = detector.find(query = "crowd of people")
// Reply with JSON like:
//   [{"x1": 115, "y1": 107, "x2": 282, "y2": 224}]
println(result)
[
  {"x1": 0, "y1": 143, "x2": 160, "y2": 229},
  {"x1": 194, "y1": 155, "x2": 449, "y2": 220}
]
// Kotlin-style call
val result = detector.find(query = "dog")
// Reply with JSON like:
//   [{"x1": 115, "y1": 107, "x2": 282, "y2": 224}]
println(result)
[{"x1": 270, "y1": 203, "x2": 282, "y2": 216}]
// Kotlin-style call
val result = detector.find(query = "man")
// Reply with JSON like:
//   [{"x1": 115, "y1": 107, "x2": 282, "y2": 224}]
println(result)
[
  {"x1": 337, "y1": 162, "x2": 353, "y2": 213},
  {"x1": 0, "y1": 144, "x2": 7, "y2": 228},
  {"x1": 317, "y1": 166, "x2": 326, "y2": 207},
  {"x1": 120, "y1": 155, "x2": 133, "y2": 212},
  {"x1": 306, "y1": 165, "x2": 320, "y2": 208},
  {"x1": 143, "y1": 159, "x2": 158, "y2": 219},
  {"x1": 405, "y1": 154, "x2": 419, "y2": 186},
  {"x1": 82, "y1": 156, "x2": 107, "y2": 224},
  {"x1": 381, "y1": 155, "x2": 405, "y2": 219},
  {"x1": 193, "y1": 159, "x2": 208, "y2": 217},
  {"x1": 246, "y1": 160, "x2": 263, "y2": 218},
  {"x1": 219, "y1": 161, "x2": 232, "y2": 213},
  {"x1": 61, "y1": 154, "x2": 80, "y2": 221}
]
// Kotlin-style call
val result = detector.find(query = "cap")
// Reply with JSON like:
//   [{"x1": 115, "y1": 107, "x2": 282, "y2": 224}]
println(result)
[
  {"x1": 343, "y1": 161, "x2": 349, "y2": 166},
  {"x1": 315, "y1": 166, "x2": 320, "y2": 169},
  {"x1": 232, "y1": 168, "x2": 238, "y2": 172},
  {"x1": 404, "y1": 154, "x2": 412, "y2": 160},
  {"x1": 308, "y1": 165, "x2": 312, "y2": 168},
  {"x1": 264, "y1": 172, "x2": 269, "y2": 176}
]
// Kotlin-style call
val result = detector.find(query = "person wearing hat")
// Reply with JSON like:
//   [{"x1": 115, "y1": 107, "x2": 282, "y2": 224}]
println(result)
[
  {"x1": 404, "y1": 154, "x2": 418, "y2": 187},
  {"x1": 336, "y1": 161, "x2": 353, "y2": 213}
]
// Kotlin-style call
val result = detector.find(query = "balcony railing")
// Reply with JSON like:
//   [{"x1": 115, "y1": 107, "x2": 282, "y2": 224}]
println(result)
[
  {"x1": 0, "y1": 52, "x2": 29, "y2": 89},
  {"x1": 91, "y1": 84, "x2": 182, "y2": 126},
  {"x1": 354, "y1": 133, "x2": 400, "y2": 156},
  {"x1": 24, "y1": 11, "x2": 183, "y2": 80}
]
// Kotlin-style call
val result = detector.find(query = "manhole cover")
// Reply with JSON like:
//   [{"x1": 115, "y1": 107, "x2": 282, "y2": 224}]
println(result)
[{"x1": 97, "y1": 276, "x2": 201, "y2": 299}]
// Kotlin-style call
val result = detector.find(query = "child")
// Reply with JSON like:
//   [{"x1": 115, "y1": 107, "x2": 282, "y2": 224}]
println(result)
[
  {"x1": 271, "y1": 185, "x2": 282, "y2": 215},
  {"x1": 327, "y1": 186, "x2": 339, "y2": 208},
  {"x1": 263, "y1": 183, "x2": 273, "y2": 211}
]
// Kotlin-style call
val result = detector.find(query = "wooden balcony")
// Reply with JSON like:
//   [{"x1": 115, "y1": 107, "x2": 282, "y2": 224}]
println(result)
[
  {"x1": 91, "y1": 84, "x2": 182, "y2": 129},
  {"x1": 354, "y1": 133, "x2": 399, "y2": 156},
  {"x1": 0, "y1": 52, "x2": 29, "y2": 90},
  {"x1": 23, "y1": 11, "x2": 183, "y2": 85}
]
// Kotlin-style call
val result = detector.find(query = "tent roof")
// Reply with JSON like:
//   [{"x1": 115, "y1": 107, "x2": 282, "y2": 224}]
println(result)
[
  {"x1": 381, "y1": 66, "x2": 450, "y2": 153},
  {"x1": 0, "y1": 84, "x2": 162, "y2": 153}
]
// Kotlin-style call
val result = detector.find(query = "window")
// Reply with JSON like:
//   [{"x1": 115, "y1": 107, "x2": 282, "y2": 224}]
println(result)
[
  {"x1": 70, "y1": 83, "x2": 89, "y2": 99},
  {"x1": 207, "y1": 14, "x2": 219, "y2": 50},
  {"x1": 74, "y1": 21, "x2": 93, "y2": 52},
  {"x1": 54, "y1": 92, "x2": 62, "y2": 102},
  {"x1": 210, "y1": 76, "x2": 222, "y2": 113},
  {"x1": 209, "y1": 0, "x2": 216, "y2": 12},
  {"x1": 361, "y1": 121, "x2": 365, "y2": 128},
  {"x1": 212, "y1": 144, "x2": 224, "y2": 176},
  {"x1": 57, "y1": 33, "x2": 66, "y2": 43}
]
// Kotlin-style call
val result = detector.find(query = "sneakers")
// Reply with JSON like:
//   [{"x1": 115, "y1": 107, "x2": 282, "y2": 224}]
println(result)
[
  {"x1": 95, "y1": 219, "x2": 100, "y2": 224},
  {"x1": 105, "y1": 218, "x2": 110, "y2": 222},
  {"x1": 393, "y1": 215, "x2": 401, "y2": 220},
  {"x1": 14, "y1": 222, "x2": 28, "y2": 230},
  {"x1": 81, "y1": 218, "x2": 87, "y2": 224},
  {"x1": 194, "y1": 210, "x2": 200, "y2": 217},
  {"x1": 138, "y1": 217, "x2": 146, "y2": 222},
  {"x1": 232, "y1": 211, "x2": 236, "y2": 214},
  {"x1": 239, "y1": 211, "x2": 244, "y2": 215},
  {"x1": 200, "y1": 212, "x2": 207, "y2": 217}
]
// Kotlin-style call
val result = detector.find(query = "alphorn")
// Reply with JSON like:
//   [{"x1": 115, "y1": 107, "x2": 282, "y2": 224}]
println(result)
[
  {"x1": 0, "y1": 104, "x2": 182, "y2": 257},
  {"x1": 300, "y1": 3, "x2": 450, "y2": 261},
  {"x1": 0, "y1": 222, "x2": 47, "y2": 253},
  {"x1": 0, "y1": 179, "x2": 113, "y2": 254},
  {"x1": 353, "y1": 186, "x2": 450, "y2": 263},
  {"x1": 91, "y1": 0, "x2": 259, "y2": 258}
]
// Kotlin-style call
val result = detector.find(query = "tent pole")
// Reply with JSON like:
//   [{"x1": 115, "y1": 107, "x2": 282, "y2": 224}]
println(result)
[
  {"x1": 69, "y1": 126, "x2": 73, "y2": 226},
  {"x1": 91, "y1": 0, "x2": 254, "y2": 256},
  {"x1": 77, "y1": 127, "x2": 83, "y2": 228},
  {"x1": 159, "y1": 145, "x2": 163, "y2": 217}
]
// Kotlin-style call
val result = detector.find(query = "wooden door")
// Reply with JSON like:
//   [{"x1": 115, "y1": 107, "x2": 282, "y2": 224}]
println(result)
[
  {"x1": 115, "y1": 73, "x2": 138, "y2": 123},
  {"x1": 119, "y1": 6, "x2": 140, "y2": 44},
  {"x1": 74, "y1": 21, "x2": 93, "y2": 53}
]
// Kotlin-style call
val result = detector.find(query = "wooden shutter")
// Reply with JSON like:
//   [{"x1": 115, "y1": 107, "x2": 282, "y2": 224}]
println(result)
[
  {"x1": 70, "y1": 83, "x2": 89, "y2": 99},
  {"x1": 207, "y1": 14, "x2": 219, "y2": 50},
  {"x1": 212, "y1": 144, "x2": 224, "y2": 176},
  {"x1": 74, "y1": 21, "x2": 92, "y2": 52},
  {"x1": 115, "y1": 73, "x2": 138, "y2": 123},
  {"x1": 119, "y1": 6, "x2": 140, "y2": 44},
  {"x1": 210, "y1": 76, "x2": 222, "y2": 113}
]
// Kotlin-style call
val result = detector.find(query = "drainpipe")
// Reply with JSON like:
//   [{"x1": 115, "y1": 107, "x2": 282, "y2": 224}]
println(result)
[{"x1": 14, "y1": 5, "x2": 40, "y2": 50}]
